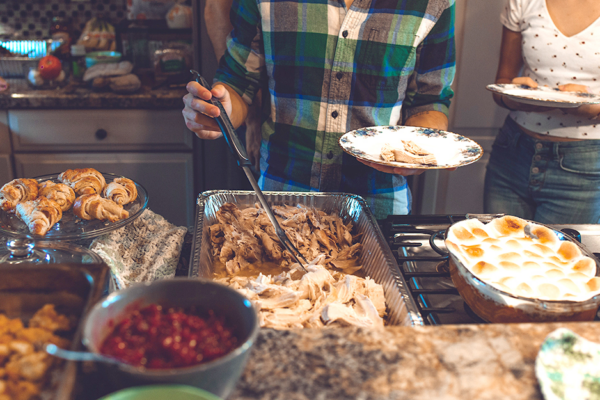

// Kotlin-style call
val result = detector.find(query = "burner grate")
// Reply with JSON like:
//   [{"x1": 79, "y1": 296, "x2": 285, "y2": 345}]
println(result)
[{"x1": 380, "y1": 214, "x2": 469, "y2": 325}]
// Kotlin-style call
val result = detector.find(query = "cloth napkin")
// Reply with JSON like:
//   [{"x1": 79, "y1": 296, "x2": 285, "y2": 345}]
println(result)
[
  {"x1": 90, "y1": 208, "x2": 187, "y2": 289},
  {"x1": 536, "y1": 328, "x2": 600, "y2": 400}
]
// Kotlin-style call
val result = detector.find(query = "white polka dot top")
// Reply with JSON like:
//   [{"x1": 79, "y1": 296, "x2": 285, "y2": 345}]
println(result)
[{"x1": 501, "y1": 0, "x2": 600, "y2": 139}]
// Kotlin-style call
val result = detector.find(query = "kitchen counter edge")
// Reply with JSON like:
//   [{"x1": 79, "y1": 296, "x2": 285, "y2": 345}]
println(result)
[{"x1": 0, "y1": 79, "x2": 187, "y2": 110}]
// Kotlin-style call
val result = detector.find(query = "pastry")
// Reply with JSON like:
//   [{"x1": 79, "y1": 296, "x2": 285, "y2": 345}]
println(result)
[
  {"x1": 381, "y1": 140, "x2": 437, "y2": 165},
  {"x1": 15, "y1": 197, "x2": 63, "y2": 236},
  {"x1": 38, "y1": 180, "x2": 76, "y2": 212},
  {"x1": 58, "y1": 168, "x2": 106, "y2": 196},
  {"x1": 73, "y1": 194, "x2": 129, "y2": 222},
  {"x1": 103, "y1": 178, "x2": 137, "y2": 205},
  {"x1": 0, "y1": 179, "x2": 39, "y2": 212}
]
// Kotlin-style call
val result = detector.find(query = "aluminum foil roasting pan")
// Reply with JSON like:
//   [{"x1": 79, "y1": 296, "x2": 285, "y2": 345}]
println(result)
[{"x1": 189, "y1": 190, "x2": 423, "y2": 326}]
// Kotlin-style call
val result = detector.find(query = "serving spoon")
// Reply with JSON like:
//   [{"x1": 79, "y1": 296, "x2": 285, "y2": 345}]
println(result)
[{"x1": 45, "y1": 343, "x2": 122, "y2": 366}]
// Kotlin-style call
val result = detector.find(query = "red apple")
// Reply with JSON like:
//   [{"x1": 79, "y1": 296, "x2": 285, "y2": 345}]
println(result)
[{"x1": 38, "y1": 55, "x2": 62, "y2": 80}]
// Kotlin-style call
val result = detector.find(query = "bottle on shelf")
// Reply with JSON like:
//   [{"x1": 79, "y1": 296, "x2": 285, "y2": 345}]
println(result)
[{"x1": 70, "y1": 44, "x2": 86, "y2": 82}]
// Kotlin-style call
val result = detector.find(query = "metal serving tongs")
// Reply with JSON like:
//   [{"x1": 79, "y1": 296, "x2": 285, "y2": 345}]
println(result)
[{"x1": 191, "y1": 70, "x2": 308, "y2": 271}]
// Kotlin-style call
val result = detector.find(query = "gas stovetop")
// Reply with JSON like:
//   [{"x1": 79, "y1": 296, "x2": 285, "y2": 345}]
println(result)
[{"x1": 379, "y1": 214, "x2": 600, "y2": 325}]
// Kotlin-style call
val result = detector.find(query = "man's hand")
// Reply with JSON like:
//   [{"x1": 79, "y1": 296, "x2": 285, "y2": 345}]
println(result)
[
  {"x1": 358, "y1": 159, "x2": 426, "y2": 176},
  {"x1": 358, "y1": 159, "x2": 457, "y2": 176},
  {"x1": 182, "y1": 82, "x2": 233, "y2": 140}
]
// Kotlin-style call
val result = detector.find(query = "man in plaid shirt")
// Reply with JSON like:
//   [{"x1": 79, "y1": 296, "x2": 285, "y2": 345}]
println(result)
[{"x1": 183, "y1": 0, "x2": 456, "y2": 219}]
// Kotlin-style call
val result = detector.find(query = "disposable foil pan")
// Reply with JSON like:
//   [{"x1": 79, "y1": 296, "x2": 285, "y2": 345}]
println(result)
[{"x1": 189, "y1": 190, "x2": 423, "y2": 326}]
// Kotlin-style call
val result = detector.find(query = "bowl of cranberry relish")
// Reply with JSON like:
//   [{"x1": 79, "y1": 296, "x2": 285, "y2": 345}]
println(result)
[{"x1": 82, "y1": 278, "x2": 259, "y2": 399}]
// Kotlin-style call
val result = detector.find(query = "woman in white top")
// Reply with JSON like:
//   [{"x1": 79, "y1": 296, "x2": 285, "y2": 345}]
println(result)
[{"x1": 484, "y1": 0, "x2": 600, "y2": 223}]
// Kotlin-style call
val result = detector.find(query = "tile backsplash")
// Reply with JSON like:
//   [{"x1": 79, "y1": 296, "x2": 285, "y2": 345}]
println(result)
[{"x1": 0, "y1": 0, "x2": 128, "y2": 40}]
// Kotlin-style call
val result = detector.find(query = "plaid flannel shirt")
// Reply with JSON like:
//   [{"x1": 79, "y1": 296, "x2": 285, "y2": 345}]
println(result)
[{"x1": 215, "y1": 0, "x2": 456, "y2": 219}]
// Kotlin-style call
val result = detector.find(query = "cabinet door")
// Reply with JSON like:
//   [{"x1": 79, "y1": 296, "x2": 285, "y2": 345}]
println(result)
[
  {"x1": 8, "y1": 110, "x2": 193, "y2": 152},
  {"x1": 14, "y1": 153, "x2": 195, "y2": 228}
]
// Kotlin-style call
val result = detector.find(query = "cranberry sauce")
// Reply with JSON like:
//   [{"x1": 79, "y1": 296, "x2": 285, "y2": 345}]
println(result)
[{"x1": 99, "y1": 304, "x2": 238, "y2": 369}]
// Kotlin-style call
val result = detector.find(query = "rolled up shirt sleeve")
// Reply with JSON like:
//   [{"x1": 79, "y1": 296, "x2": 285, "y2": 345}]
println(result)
[
  {"x1": 402, "y1": 1, "x2": 456, "y2": 122},
  {"x1": 213, "y1": 0, "x2": 265, "y2": 105}
]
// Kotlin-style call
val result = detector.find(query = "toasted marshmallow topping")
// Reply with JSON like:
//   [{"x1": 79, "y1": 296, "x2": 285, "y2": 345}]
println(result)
[{"x1": 446, "y1": 216, "x2": 600, "y2": 302}]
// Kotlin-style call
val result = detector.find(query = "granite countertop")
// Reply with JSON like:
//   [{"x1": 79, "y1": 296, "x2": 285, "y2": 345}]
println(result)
[
  {"x1": 228, "y1": 322, "x2": 600, "y2": 400},
  {"x1": 0, "y1": 79, "x2": 187, "y2": 109}
]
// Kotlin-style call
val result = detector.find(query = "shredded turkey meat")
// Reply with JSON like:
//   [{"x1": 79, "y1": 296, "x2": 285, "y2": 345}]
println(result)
[
  {"x1": 208, "y1": 202, "x2": 362, "y2": 275},
  {"x1": 210, "y1": 203, "x2": 387, "y2": 329},
  {"x1": 217, "y1": 255, "x2": 386, "y2": 329}
]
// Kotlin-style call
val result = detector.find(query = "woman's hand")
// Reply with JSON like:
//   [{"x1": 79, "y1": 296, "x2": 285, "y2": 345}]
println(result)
[
  {"x1": 495, "y1": 77, "x2": 554, "y2": 113},
  {"x1": 182, "y1": 81, "x2": 233, "y2": 140},
  {"x1": 558, "y1": 83, "x2": 589, "y2": 93},
  {"x1": 555, "y1": 83, "x2": 600, "y2": 119},
  {"x1": 512, "y1": 76, "x2": 538, "y2": 88}
]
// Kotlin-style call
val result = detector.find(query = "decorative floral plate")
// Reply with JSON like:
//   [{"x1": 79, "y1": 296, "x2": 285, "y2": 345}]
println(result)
[
  {"x1": 536, "y1": 328, "x2": 600, "y2": 400},
  {"x1": 0, "y1": 172, "x2": 149, "y2": 241},
  {"x1": 338, "y1": 125, "x2": 484, "y2": 170},
  {"x1": 486, "y1": 84, "x2": 600, "y2": 108}
]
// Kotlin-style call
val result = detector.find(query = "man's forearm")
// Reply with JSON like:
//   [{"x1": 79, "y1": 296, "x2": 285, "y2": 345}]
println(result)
[
  {"x1": 404, "y1": 110, "x2": 448, "y2": 130},
  {"x1": 204, "y1": 0, "x2": 234, "y2": 61}
]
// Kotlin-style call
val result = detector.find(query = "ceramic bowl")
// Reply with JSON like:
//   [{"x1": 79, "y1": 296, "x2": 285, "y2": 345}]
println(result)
[
  {"x1": 99, "y1": 384, "x2": 222, "y2": 400},
  {"x1": 82, "y1": 278, "x2": 259, "y2": 398}
]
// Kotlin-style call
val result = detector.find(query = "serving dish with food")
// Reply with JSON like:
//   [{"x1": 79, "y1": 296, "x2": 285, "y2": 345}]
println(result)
[
  {"x1": 338, "y1": 125, "x2": 483, "y2": 170},
  {"x1": 190, "y1": 190, "x2": 421, "y2": 328},
  {"x1": 486, "y1": 83, "x2": 600, "y2": 108},
  {"x1": 0, "y1": 168, "x2": 148, "y2": 240},
  {"x1": 445, "y1": 215, "x2": 600, "y2": 323}
]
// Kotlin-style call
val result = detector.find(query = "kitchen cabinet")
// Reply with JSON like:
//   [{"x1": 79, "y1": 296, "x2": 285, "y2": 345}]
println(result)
[{"x1": 7, "y1": 109, "x2": 195, "y2": 228}]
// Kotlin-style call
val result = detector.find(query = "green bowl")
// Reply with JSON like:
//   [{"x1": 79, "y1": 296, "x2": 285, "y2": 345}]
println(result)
[
  {"x1": 85, "y1": 51, "x2": 122, "y2": 68},
  {"x1": 100, "y1": 385, "x2": 222, "y2": 400}
]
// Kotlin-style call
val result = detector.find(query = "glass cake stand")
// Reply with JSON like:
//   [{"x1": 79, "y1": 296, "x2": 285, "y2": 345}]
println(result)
[{"x1": 0, "y1": 172, "x2": 149, "y2": 241}]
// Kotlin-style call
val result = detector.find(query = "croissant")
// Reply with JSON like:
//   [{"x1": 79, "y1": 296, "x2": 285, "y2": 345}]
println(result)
[
  {"x1": 15, "y1": 197, "x2": 63, "y2": 236},
  {"x1": 73, "y1": 194, "x2": 129, "y2": 222},
  {"x1": 103, "y1": 178, "x2": 137, "y2": 205},
  {"x1": 58, "y1": 168, "x2": 106, "y2": 196},
  {"x1": 39, "y1": 181, "x2": 76, "y2": 212},
  {"x1": 0, "y1": 179, "x2": 39, "y2": 212}
]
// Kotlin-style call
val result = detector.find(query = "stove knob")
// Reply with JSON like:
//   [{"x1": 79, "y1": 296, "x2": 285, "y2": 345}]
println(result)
[{"x1": 560, "y1": 228, "x2": 581, "y2": 243}]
